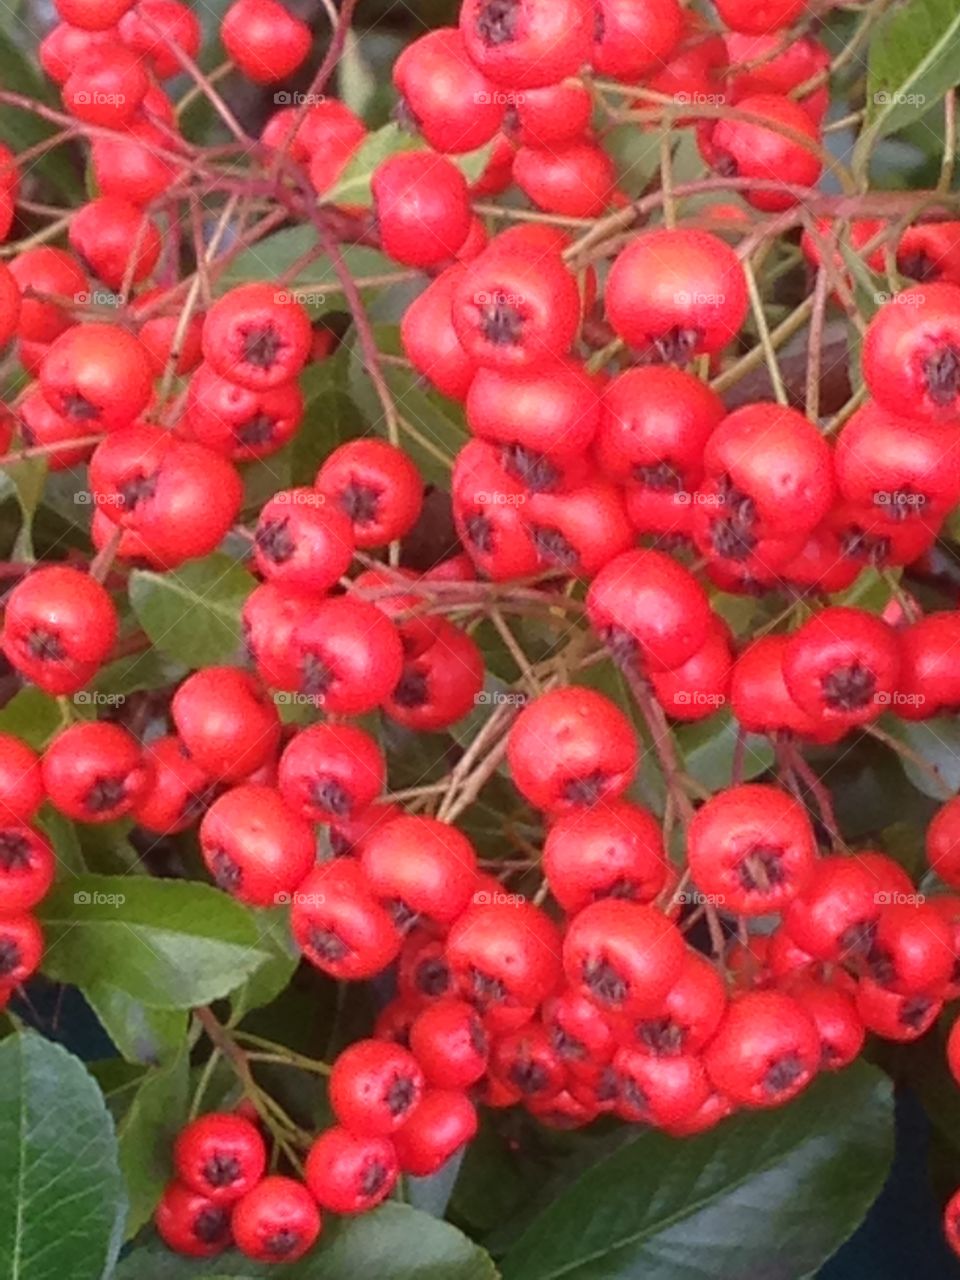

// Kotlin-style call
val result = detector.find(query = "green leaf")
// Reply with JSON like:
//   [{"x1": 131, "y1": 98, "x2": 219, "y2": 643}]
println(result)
[
  {"x1": 0, "y1": 688, "x2": 62, "y2": 749},
  {"x1": 229, "y1": 907, "x2": 300, "y2": 1024},
  {"x1": 118, "y1": 1049, "x2": 189, "y2": 1239},
  {"x1": 498, "y1": 1062, "x2": 893, "y2": 1280},
  {"x1": 324, "y1": 123, "x2": 427, "y2": 206},
  {"x1": 0, "y1": 32, "x2": 80, "y2": 199},
  {"x1": 0, "y1": 1032, "x2": 126, "y2": 1280},
  {"x1": 38, "y1": 876, "x2": 271, "y2": 1009},
  {"x1": 0, "y1": 457, "x2": 47, "y2": 560},
  {"x1": 115, "y1": 1203, "x2": 498, "y2": 1278},
  {"x1": 679, "y1": 712, "x2": 776, "y2": 793},
  {"x1": 128, "y1": 553, "x2": 256, "y2": 667},
  {"x1": 85, "y1": 983, "x2": 188, "y2": 1066},
  {"x1": 93, "y1": 648, "x2": 187, "y2": 698},
  {"x1": 883, "y1": 714, "x2": 960, "y2": 800},
  {"x1": 339, "y1": 28, "x2": 378, "y2": 118},
  {"x1": 35, "y1": 807, "x2": 86, "y2": 876},
  {"x1": 855, "y1": 0, "x2": 960, "y2": 172}
]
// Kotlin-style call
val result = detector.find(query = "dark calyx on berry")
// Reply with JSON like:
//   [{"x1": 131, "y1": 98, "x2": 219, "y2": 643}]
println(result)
[
  {"x1": 309, "y1": 926, "x2": 350, "y2": 963},
  {"x1": 236, "y1": 412, "x2": 277, "y2": 446},
  {"x1": 899, "y1": 251, "x2": 938, "y2": 282},
  {"x1": 551, "y1": 1026, "x2": 587, "y2": 1060},
  {"x1": 265, "y1": 1229, "x2": 301, "y2": 1258},
  {"x1": 310, "y1": 777, "x2": 352, "y2": 817},
  {"x1": 582, "y1": 955, "x2": 628, "y2": 1006},
  {"x1": 385, "y1": 1073, "x2": 417, "y2": 1116},
  {"x1": 464, "y1": 511, "x2": 494, "y2": 553},
  {"x1": 635, "y1": 459, "x2": 683, "y2": 491},
  {"x1": 476, "y1": 0, "x2": 520, "y2": 46},
  {"x1": 256, "y1": 518, "x2": 296, "y2": 564},
  {"x1": 194, "y1": 1206, "x2": 230, "y2": 1245},
  {"x1": 737, "y1": 845, "x2": 786, "y2": 894},
  {"x1": 203, "y1": 1153, "x2": 241, "y2": 1189},
  {"x1": 339, "y1": 482, "x2": 382, "y2": 526},
  {"x1": 209, "y1": 847, "x2": 243, "y2": 894},
  {"x1": 510, "y1": 1056, "x2": 548, "y2": 1095},
  {"x1": 764, "y1": 1053, "x2": 804, "y2": 1096},
  {"x1": 0, "y1": 936, "x2": 22, "y2": 977},
  {"x1": 300, "y1": 652, "x2": 335, "y2": 698},
  {"x1": 923, "y1": 344, "x2": 960, "y2": 406},
  {"x1": 480, "y1": 300, "x2": 524, "y2": 346},
  {"x1": 27, "y1": 627, "x2": 65, "y2": 662},
  {"x1": 602, "y1": 624, "x2": 640, "y2": 670},
  {"x1": 361, "y1": 1160, "x2": 389, "y2": 1199},
  {"x1": 84, "y1": 775, "x2": 128, "y2": 813},
  {"x1": 563, "y1": 770, "x2": 609, "y2": 806},
  {"x1": 118, "y1": 471, "x2": 157, "y2": 510},
  {"x1": 416, "y1": 956, "x2": 451, "y2": 996},
  {"x1": 638, "y1": 1017, "x2": 684, "y2": 1055},
  {"x1": 653, "y1": 326, "x2": 700, "y2": 366},
  {"x1": 532, "y1": 525, "x2": 578, "y2": 567},
  {"x1": 240, "y1": 324, "x2": 283, "y2": 371},
  {"x1": 470, "y1": 965, "x2": 507, "y2": 1006},
  {"x1": 392, "y1": 665, "x2": 429, "y2": 708},
  {"x1": 0, "y1": 830, "x2": 31, "y2": 870},
  {"x1": 820, "y1": 661, "x2": 876, "y2": 711},
  {"x1": 502, "y1": 444, "x2": 561, "y2": 493},
  {"x1": 62, "y1": 393, "x2": 100, "y2": 421}
]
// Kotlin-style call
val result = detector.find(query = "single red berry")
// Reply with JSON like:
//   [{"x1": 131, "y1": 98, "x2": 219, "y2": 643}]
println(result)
[
  {"x1": 0, "y1": 734, "x2": 44, "y2": 825},
  {"x1": 0, "y1": 913, "x2": 43, "y2": 986},
  {"x1": 446, "y1": 898, "x2": 562, "y2": 1015},
  {"x1": 40, "y1": 24, "x2": 117, "y2": 84},
  {"x1": 606, "y1": 229, "x2": 748, "y2": 361},
  {"x1": 199, "y1": 784, "x2": 315, "y2": 906},
  {"x1": 650, "y1": 616, "x2": 734, "y2": 722},
  {"x1": 704, "y1": 990, "x2": 820, "y2": 1107},
  {"x1": 944, "y1": 1186, "x2": 960, "y2": 1258},
  {"x1": 383, "y1": 619, "x2": 485, "y2": 733},
  {"x1": 703, "y1": 93, "x2": 822, "y2": 212},
  {"x1": 63, "y1": 45, "x2": 149, "y2": 126},
  {"x1": 865, "y1": 902, "x2": 954, "y2": 996},
  {"x1": 542, "y1": 988, "x2": 616, "y2": 1079},
  {"x1": 291, "y1": 860, "x2": 401, "y2": 980},
  {"x1": 524, "y1": 479, "x2": 634, "y2": 577},
  {"x1": 291, "y1": 597, "x2": 404, "y2": 716},
  {"x1": 593, "y1": 0, "x2": 682, "y2": 79},
  {"x1": 508, "y1": 81, "x2": 592, "y2": 148},
  {"x1": 231, "y1": 1176, "x2": 320, "y2": 1264},
  {"x1": 118, "y1": 0, "x2": 201, "y2": 80},
  {"x1": 687, "y1": 784, "x2": 818, "y2": 917},
  {"x1": 173, "y1": 1112, "x2": 267, "y2": 1205},
  {"x1": 330, "y1": 1039, "x2": 425, "y2": 1138},
  {"x1": 614, "y1": 1047, "x2": 710, "y2": 1128},
  {"x1": 305, "y1": 1127, "x2": 399, "y2": 1215},
  {"x1": 91, "y1": 119, "x2": 184, "y2": 207},
  {"x1": 786, "y1": 976, "x2": 865, "y2": 1070},
  {"x1": 42, "y1": 722, "x2": 150, "y2": 824},
  {"x1": 394, "y1": 28, "x2": 504, "y2": 154},
  {"x1": 856, "y1": 977, "x2": 941, "y2": 1042},
  {"x1": 863, "y1": 284, "x2": 960, "y2": 423},
  {"x1": 253, "y1": 488, "x2": 355, "y2": 593},
  {"x1": 171, "y1": 667, "x2": 281, "y2": 783},
  {"x1": 40, "y1": 322, "x2": 153, "y2": 429},
  {"x1": 513, "y1": 142, "x2": 615, "y2": 219},
  {"x1": 242, "y1": 582, "x2": 316, "y2": 690},
  {"x1": 1, "y1": 565, "x2": 117, "y2": 696},
  {"x1": 563, "y1": 900, "x2": 685, "y2": 1016},
  {"x1": 928, "y1": 797, "x2": 960, "y2": 887},
  {"x1": 220, "y1": 0, "x2": 311, "y2": 84},
  {"x1": 467, "y1": 357, "x2": 601, "y2": 465},
  {"x1": 587, "y1": 548, "x2": 712, "y2": 673},
  {"x1": 391, "y1": 1088, "x2": 477, "y2": 1176},
  {"x1": 315, "y1": 440, "x2": 423, "y2": 549},
  {"x1": 373, "y1": 152, "x2": 472, "y2": 268},
  {"x1": 507, "y1": 686, "x2": 638, "y2": 814},
  {"x1": 184, "y1": 365, "x2": 303, "y2": 458},
  {"x1": 359, "y1": 815, "x2": 478, "y2": 932},
  {"x1": 401, "y1": 266, "x2": 477, "y2": 400},
  {"x1": 202, "y1": 284, "x2": 312, "y2": 390},
  {"x1": 613, "y1": 949, "x2": 727, "y2": 1057},
  {"x1": 10, "y1": 248, "x2": 86, "y2": 345},
  {"x1": 544, "y1": 800, "x2": 667, "y2": 913},
  {"x1": 278, "y1": 723, "x2": 385, "y2": 824},
  {"x1": 714, "y1": 0, "x2": 806, "y2": 34},
  {"x1": 409, "y1": 999, "x2": 490, "y2": 1089},
  {"x1": 397, "y1": 928, "x2": 454, "y2": 1006},
  {"x1": 0, "y1": 825, "x2": 55, "y2": 915},
  {"x1": 155, "y1": 1181, "x2": 232, "y2": 1258},
  {"x1": 57, "y1": 0, "x2": 134, "y2": 30},
  {"x1": 897, "y1": 613, "x2": 960, "y2": 719},
  {"x1": 898, "y1": 221, "x2": 960, "y2": 286},
  {"x1": 782, "y1": 606, "x2": 900, "y2": 729},
  {"x1": 726, "y1": 33, "x2": 830, "y2": 124},
  {"x1": 490, "y1": 1022, "x2": 566, "y2": 1102},
  {"x1": 459, "y1": 0, "x2": 593, "y2": 90},
  {"x1": 68, "y1": 196, "x2": 162, "y2": 291},
  {"x1": 730, "y1": 635, "x2": 831, "y2": 742},
  {"x1": 452, "y1": 242, "x2": 582, "y2": 370},
  {"x1": 783, "y1": 852, "x2": 912, "y2": 964},
  {"x1": 133, "y1": 289, "x2": 204, "y2": 377},
  {"x1": 452, "y1": 440, "x2": 540, "y2": 581}
]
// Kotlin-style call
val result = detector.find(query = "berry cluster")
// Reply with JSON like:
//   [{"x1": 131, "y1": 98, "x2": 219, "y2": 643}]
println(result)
[{"x1": 1, "y1": 0, "x2": 960, "y2": 1267}]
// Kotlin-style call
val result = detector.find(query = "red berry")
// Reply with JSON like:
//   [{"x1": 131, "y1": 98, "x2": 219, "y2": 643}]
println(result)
[
  {"x1": 40, "y1": 322, "x2": 153, "y2": 429},
  {"x1": 787, "y1": 976, "x2": 865, "y2": 1070},
  {"x1": 614, "y1": 949, "x2": 727, "y2": 1056},
  {"x1": 231, "y1": 1176, "x2": 320, "y2": 1264},
  {"x1": 184, "y1": 364, "x2": 303, "y2": 459},
  {"x1": 291, "y1": 597, "x2": 404, "y2": 715},
  {"x1": 360, "y1": 815, "x2": 478, "y2": 931},
  {"x1": 330, "y1": 1039, "x2": 425, "y2": 1137},
  {"x1": 173, "y1": 1112, "x2": 267, "y2": 1205},
  {"x1": 0, "y1": 826, "x2": 55, "y2": 915},
  {"x1": 118, "y1": 0, "x2": 201, "y2": 80},
  {"x1": 220, "y1": 0, "x2": 311, "y2": 84},
  {"x1": 703, "y1": 93, "x2": 822, "y2": 211},
  {"x1": 57, "y1": 0, "x2": 134, "y2": 30},
  {"x1": 856, "y1": 977, "x2": 941, "y2": 1042},
  {"x1": 703, "y1": 990, "x2": 820, "y2": 1107},
  {"x1": 459, "y1": 0, "x2": 593, "y2": 90},
  {"x1": 544, "y1": 800, "x2": 666, "y2": 913},
  {"x1": 155, "y1": 1181, "x2": 232, "y2": 1258},
  {"x1": 202, "y1": 284, "x2": 311, "y2": 390},
  {"x1": 650, "y1": 616, "x2": 733, "y2": 722},
  {"x1": 0, "y1": 735, "x2": 44, "y2": 825},
  {"x1": 171, "y1": 667, "x2": 281, "y2": 783},
  {"x1": 0, "y1": 913, "x2": 43, "y2": 985},
  {"x1": 373, "y1": 152, "x2": 472, "y2": 269},
  {"x1": 1, "y1": 566, "x2": 117, "y2": 695},
  {"x1": 687, "y1": 784, "x2": 817, "y2": 916},
  {"x1": 43, "y1": 722, "x2": 150, "y2": 824},
  {"x1": 315, "y1": 440, "x2": 423, "y2": 549},
  {"x1": 394, "y1": 28, "x2": 504, "y2": 154},
  {"x1": 69, "y1": 197, "x2": 162, "y2": 292},
  {"x1": 199, "y1": 784, "x2": 315, "y2": 906},
  {"x1": 446, "y1": 898, "x2": 562, "y2": 1014},
  {"x1": 606, "y1": 229, "x2": 748, "y2": 361},
  {"x1": 305, "y1": 1127, "x2": 399, "y2": 1214},
  {"x1": 614, "y1": 1047, "x2": 710, "y2": 1127},
  {"x1": 513, "y1": 141, "x2": 615, "y2": 219},
  {"x1": 383, "y1": 619, "x2": 485, "y2": 733},
  {"x1": 715, "y1": 0, "x2": 806, "y2": 34},
  {"x1": 401, "y1": 266, "x2": 477, "y2": 400},
  {"x1": 291, "y1": 860, "x2": 401, "y2": 980},
  {"x1": 278, "y1": 723, "x2": 385, "y2": 824},
  {"x1": 563, "y1": 900, "x2": 685, "y2": 1015},
  {"x1": 63, "y1": 45, "x2": 149, "y2": 126},
  {"x1": 133, "y1": 735, "x2": 212, "y2": 834},
  {"x1": 409, "y1": 999, "x2": 489, "y2": 1089},
  {"x1": 593, "y1": 0, "x2": 683, "y2": 80},
  {"x1": 835, "y1": 400, "x2": 960, "y2": 519},
  {"x1": 863, "y1": 284, "x2": 960, "y2": 423},
  {"x1": 783, "y1": 852, "x2": 912, "y2": 964},
  {"x1": 10, "y1": 248, "x2": 86, "y2": 344},
  {"x1": 507, "y1": 686, "x2": 638, "y2": 814},
  {"x1": 782, "y1": 606, "x2": 900, "y2": 729},
  {"x1": 391, "y1": 1088, "x2": 477, "y2": 1176},
  {"x1": 253, "y1": 488, "x2": 355, "y2": 592},
  {"x1": 928, "y1": 797, "x2": 960, "y2": 887}
]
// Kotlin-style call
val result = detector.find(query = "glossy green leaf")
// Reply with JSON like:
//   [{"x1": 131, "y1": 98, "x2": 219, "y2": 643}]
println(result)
[
  {"x1": 0, "y1": 1032, "x2": 126, "y2": 1280},
  {"x1": 679, "y1": 712, "x2": 776, "y2": 793},
  {"x1": 128, "y1": 553, "x2": 256, "y2": 667},
  {"x1": 85, "y1": 983, "x2": 188, "y2": 1066},
  {"x1": 0, "y1": 688, "x2": 63, "y2": 749},
  {"x1": 855, "y1": 0, "x2": 960, "y2": 171},
  {"x1": 229, "y1": 907, "x2": 300, "y2": 1024},
  {"x1": 115, "y1": 1203, "x2": 499, "y2": 1278},
  {"x1": 38, "y1": 876, "x2": 271, "y2": 1009},
  {"x1": 118, "y1": 1049, "x2": 189, "y2": 1239},
  {"x1": 0, "y1": 457, "x2": 47, "y2": 560},
  {"x1": 325, "y1": 123, "x2": 490, "y2": 206},
  {"x1": 499, "y1": 1062, "x2": 893, "y2": 1280},
  {"x1": 883, "y1": 715, "x2": 960, "y2": 800}
]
